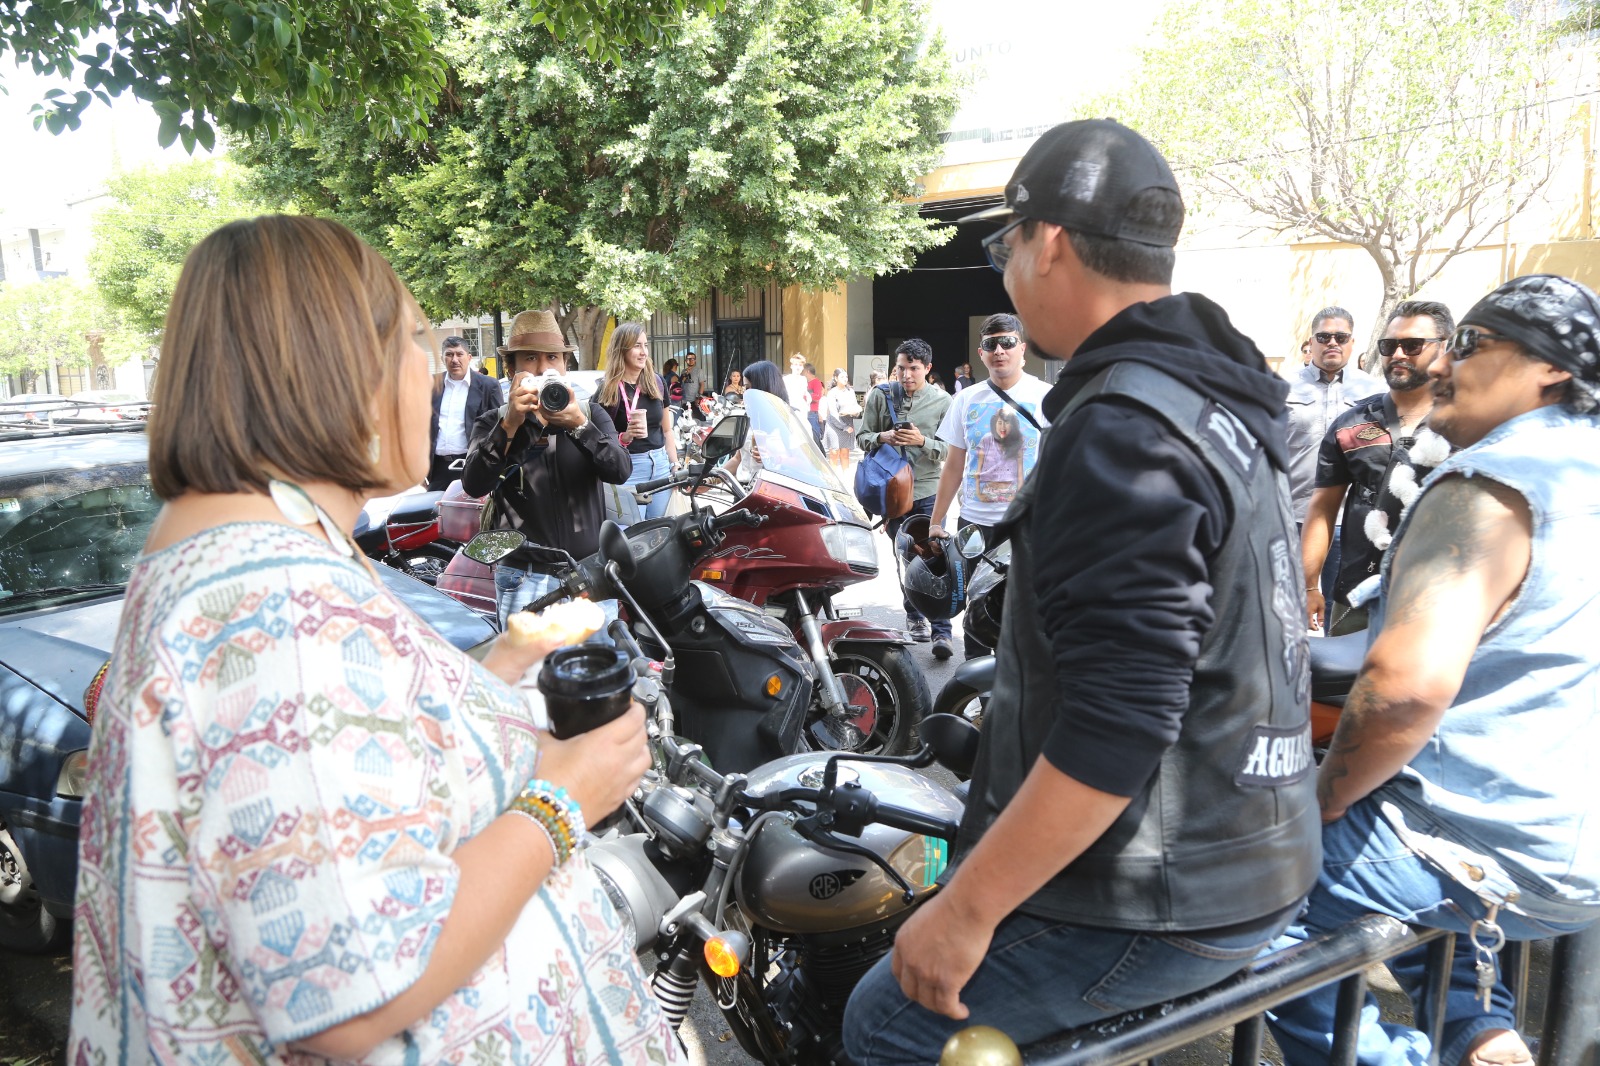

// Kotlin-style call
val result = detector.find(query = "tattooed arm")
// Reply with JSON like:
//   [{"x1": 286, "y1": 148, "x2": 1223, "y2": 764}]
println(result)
[{"x1": 1316, "y1": 474, "x2": 1532, "y2": 823}]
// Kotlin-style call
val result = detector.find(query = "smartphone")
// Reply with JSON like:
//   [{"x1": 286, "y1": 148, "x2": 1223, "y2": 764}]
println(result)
[{"x1": 894, "y1": 421, "x2": 913, "y2": 431}]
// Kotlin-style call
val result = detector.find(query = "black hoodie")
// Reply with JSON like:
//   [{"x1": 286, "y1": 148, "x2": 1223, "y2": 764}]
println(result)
[{"x1": 1026, "y1": 293, "x2": 1291, "y2": 797}]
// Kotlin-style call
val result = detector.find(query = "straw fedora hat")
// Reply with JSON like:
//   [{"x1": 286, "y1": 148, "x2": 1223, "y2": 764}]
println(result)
[{"x1": 498, "y1": 308, "x2": 577, "y2": 354}]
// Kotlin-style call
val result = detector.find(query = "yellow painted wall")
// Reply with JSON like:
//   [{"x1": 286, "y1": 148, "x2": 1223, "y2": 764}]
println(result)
[{"x1": 781, "y1": 285, "x2": 848, "y2": 377}]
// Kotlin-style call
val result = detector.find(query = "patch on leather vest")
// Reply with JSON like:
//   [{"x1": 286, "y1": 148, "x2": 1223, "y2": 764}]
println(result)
[
  {"x1": 1199, "y1": 400, "x2": 1260, "y2": 476},
  {"x1": 1236, "y1": 724, "x2": 1314, "y2": 787},
  {"x1": 1269, "y1": 536, "x2": 1311, "y2": 706}
]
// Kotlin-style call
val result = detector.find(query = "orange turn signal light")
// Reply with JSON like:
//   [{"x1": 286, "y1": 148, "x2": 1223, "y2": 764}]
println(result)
[
  {"x1": 705, "y1": 937, "x2": 742, "y2": 978},
  {"x1": 766, "y1": 674, "x2": 783, "y2": 697}
]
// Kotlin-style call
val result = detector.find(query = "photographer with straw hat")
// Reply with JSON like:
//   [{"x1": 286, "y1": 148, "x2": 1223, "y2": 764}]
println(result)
[{"x1": 462, "y1": 309, "x2": 630, "y2": 628}]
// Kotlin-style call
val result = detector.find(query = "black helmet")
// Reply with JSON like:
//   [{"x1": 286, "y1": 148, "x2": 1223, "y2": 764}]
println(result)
[
  {"x1": 897, "y1": 515, "x2": 967, "y2": 620},
  {"x1": 963, "y1": 561, "x2": 1006, "y2": 650}
]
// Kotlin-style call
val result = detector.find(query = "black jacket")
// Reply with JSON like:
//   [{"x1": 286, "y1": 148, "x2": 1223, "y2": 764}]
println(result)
[
  {"x1": 461, "y1": 401, "x2": 630, "y2": 569},
  {"x1": 956, "y1": 293, "x2": 1319, "y2": 932},
  {"x1": 430, "y1": 371, "x2": 504, "y2": 453}
]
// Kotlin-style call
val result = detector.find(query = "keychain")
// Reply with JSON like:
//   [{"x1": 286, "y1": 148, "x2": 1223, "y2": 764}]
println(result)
[{"x1": 1469, "y1": 902, "x2": 1506, "y2": 1013}]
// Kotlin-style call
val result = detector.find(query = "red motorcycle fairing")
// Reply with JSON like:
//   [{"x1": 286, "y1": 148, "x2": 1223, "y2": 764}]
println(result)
[{"x1": 819, "y1": 618, "x2": 910, "y2": 649}]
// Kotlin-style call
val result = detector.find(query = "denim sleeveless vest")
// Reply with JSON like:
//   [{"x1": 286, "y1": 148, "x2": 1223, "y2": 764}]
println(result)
[{"x1": 1370, "y1": 405, "x2": 1600, "y2": 922}]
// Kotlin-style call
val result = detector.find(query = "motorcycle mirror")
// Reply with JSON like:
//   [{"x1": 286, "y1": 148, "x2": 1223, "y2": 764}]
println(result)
[
  {"x1": 702, "y1": 414, "x2": 749, "y2": 461},
  {"x1": 598, "y1": 520, "x2": 637, "y2": 581},
  {"x1": 918, "y1": 713, "x2": 980, "y2": 777},
  {"x1": 464, "y1": 529, "x2": 526, "y2": 565},
  {"x1": 955, "y1": 525, "x2": 986, "y2": 560}
]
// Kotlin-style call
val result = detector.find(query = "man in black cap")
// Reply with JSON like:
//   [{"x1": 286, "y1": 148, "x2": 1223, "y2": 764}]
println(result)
[
  {"x1": 843, "y1": 120, "x2": 1320, "y2": 1065},
  {"x1": 1267, "y1": 275, "x2": 1600, "y2": 1066}
]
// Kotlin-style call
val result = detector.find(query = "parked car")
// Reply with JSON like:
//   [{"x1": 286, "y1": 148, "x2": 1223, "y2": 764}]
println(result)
[
  {"x1": 0, "y1": 422, "x2": 497, "y2": 952},
  {"x1": 65, "y1": 390, "x2": 149, "y2": 421},
  {"x1": 0, "y1": 394, "x2": 67, "y2": 425}
]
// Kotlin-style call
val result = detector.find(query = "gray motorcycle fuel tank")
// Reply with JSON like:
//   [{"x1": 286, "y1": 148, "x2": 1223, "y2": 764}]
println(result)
[{"x1": 736, "y1": 754, "x2": 963, "y2": 934}]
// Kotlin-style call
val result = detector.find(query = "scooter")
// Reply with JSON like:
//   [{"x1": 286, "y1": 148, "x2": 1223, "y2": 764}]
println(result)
[
  {"x1": 932, "y1": 527, "x2": 1349, "y2": 745},
  {"x1": 581, "y1": 608, "x2": 977, "y2": 1066}
]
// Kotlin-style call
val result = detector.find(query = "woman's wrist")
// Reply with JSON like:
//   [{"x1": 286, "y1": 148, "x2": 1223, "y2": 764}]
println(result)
[{"x1": 508, "y1": 778, "x2": 586, "y2": 866}]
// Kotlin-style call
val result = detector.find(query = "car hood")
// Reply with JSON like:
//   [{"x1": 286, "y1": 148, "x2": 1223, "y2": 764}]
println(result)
[{"x1": 0, "y1": 567, "x2": 494, "y2": 718}]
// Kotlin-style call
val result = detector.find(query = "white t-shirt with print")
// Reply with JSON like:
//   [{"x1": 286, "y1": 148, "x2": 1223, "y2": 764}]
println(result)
[{"x1": 934, "y1": 372, "x2": 1052, "y2": 527}]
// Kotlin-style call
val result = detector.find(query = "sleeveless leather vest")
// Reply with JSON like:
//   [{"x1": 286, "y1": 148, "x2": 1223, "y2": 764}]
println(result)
[{"x1": 956, "y1": 362, "x2": 1322, "y2": 930}]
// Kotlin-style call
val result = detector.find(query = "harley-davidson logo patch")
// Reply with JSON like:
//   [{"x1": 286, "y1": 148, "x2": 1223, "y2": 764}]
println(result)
[{"x1": 1336, "y1": 422, "x2": 1391, "y2": 452}]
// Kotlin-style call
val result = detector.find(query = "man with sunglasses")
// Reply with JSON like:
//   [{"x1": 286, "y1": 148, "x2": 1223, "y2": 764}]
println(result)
[
  {"x1": 928, "y1": 312, "x2": 1050, "y2": 658},
  {"x1": 1301, "y1": 300, "x2": 1454, "y2": 635},
  {"x1": 843, "y1": 120, "x2": 1318, "y2": 1066},
  {"x1": 1266, "y1": 275, "x2": 1600, "y2": 1066}
]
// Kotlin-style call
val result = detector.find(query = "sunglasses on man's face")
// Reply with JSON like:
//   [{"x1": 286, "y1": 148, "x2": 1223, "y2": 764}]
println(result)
[
  {"x1": 1376, "y1": 336, "x2": 1447, "y2": 358},
  {"x1": 981, "y1": 218, "x2": 1027, "y2": 274},
  {"x1": 1446, "y1": 326, "x2": 1510, "y2": 362},
  {"x1": 980, "y1": 334, "x2": 1022, "y2": 352},
  {"x1": 1313, "y1": 331, "x2": 1353, "y2": 346}
]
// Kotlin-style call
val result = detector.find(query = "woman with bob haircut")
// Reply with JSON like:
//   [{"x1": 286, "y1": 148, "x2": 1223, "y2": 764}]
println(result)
[
  {"x1": 598, "y1": 321, "x2": 677, "y2": 522},
  {"x1": 68, "y1": 215, "x2": 675, "y2": 1066}
]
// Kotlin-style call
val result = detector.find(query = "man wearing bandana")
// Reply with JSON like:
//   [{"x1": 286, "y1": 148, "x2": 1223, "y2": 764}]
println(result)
[{"x1": 1268, "y1": 275, "x2": 1600, "y2": 1066}]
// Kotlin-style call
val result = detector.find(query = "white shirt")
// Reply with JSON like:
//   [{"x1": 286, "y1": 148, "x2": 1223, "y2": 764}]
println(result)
[
  {"x1": 934, "y1": 372, "x2": 1052, "y2": 527},
  {"x1": 435, "y1": 373, "x2": 472, "y2": 454},
  {"x1": 784, "y1": 372, "x2": 808, "y2": 413}
]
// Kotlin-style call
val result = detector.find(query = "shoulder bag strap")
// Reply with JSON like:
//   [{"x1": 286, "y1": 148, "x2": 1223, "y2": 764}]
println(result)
[{"x1": 987, "y1": 382, "x2": 1043, "y2": 432}]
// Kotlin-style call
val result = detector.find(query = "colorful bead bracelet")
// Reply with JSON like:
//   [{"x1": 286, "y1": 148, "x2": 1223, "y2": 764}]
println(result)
[{"x1": 508, "y1": 779, "x2": 585, "y2": 867}]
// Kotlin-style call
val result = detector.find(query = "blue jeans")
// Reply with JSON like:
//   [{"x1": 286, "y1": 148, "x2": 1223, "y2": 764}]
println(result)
[
  {"x1": 626, "y1": 448, "x2": 672, "y2": 522},
  {"x1": 885, "y1": 495, "x2": 952, "y2": 639},
  {"x1": 844, "y1": 911, "x2": 1278, "y2": 1066},
  {"x1": 494, "y1": 565, "x2": 619, "y2": 636},
  {"x1": 1266, "y1": 799, "x2": 1590, "y2": 1066}
]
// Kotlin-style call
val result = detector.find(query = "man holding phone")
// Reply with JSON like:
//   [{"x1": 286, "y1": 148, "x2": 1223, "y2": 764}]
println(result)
[
  {"x1": 860, "y1": 338, "x2": 953, "y2": 654},
  {"x1": 461, "y1": 309, "x2": 630, "y2": 628}
]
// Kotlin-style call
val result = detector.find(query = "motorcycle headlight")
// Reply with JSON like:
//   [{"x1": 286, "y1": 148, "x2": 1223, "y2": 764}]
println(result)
[
  {"x1": 585, "y1": 835, "x2": 680, "y2": 954},
  {"x1": 821, "y1": 524, "x2": 879, "y2": 575},
  {"x1": 57, "y1": 749, "x2": 90, "y2": 798}
]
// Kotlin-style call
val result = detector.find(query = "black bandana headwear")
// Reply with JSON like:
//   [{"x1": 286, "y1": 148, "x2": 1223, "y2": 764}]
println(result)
[{"x1": 1461, "y1": 274, "x2": 1600, "y2": 411}]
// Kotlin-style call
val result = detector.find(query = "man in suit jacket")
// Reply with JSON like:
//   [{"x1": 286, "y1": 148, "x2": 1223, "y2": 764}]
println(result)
[{"x1": 429, "y1": 336, "x2": 504, "y2": 490}]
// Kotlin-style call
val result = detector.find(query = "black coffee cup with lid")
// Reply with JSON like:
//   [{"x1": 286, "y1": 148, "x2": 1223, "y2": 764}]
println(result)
[{"x1": 537, "y1": 646, "x2": 633, "y2": 738}]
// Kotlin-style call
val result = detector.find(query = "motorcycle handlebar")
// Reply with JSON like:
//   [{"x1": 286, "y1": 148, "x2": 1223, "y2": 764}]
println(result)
[
  {"x1": 634, "y1": 474, "x2": 681, "y2": 494},
  {"x1": 708, "y1": 508, "x2": 765, "y2": 532},
  {"x1": 869, "y1": 801, "x2": 960, "y2": 841}
]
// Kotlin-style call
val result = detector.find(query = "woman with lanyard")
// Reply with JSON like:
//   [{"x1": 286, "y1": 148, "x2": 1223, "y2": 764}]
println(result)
[{"x1": 599, "y1": 321, "x2": 678, "y2": 522}]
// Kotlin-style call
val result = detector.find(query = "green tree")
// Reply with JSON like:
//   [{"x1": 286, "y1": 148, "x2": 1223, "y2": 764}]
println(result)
[
  {"x1": 242, "y1": 0, "x2": 959, "y2": 362},
  {"x1": 1099, "y1": 0, "x2": 1577, "y2": 356},
  {"x1": 0, "y1": 277, "x2": 145, "y2": 380},
  {"x1": 5, "y1": 0, "x2": 728, "y2": 149},
  {"x1": 89, "y1": 158, "x2": 281, "y2": 335}
]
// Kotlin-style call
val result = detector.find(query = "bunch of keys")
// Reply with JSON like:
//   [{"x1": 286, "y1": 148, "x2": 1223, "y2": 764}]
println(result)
[{"x1": 1469, "y1": 902, "x2": 1506, "y2": 1013}]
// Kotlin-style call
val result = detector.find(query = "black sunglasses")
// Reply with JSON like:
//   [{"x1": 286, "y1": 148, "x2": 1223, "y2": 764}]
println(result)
[
  {"x1": 1447, "y1": 326, "x2": 1509, "y2": 361},
  {"x1": 980, "y1": 334, "x2": 1022, "y2": 352},
  {"x1": 1376, "y1": 336, "x2": 1447, "y2": 358},
  {"x1": 981, "y1": 218, "x2": 1027, "y2": 274},
  {"x1": 1313, "y1": 331, "x2": 1353, "y2": 345}
]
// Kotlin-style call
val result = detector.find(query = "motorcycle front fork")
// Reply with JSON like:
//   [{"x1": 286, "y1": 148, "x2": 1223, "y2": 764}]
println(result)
[{"x1": 792, "y1": 589, "x2": 849, "y2": 714}]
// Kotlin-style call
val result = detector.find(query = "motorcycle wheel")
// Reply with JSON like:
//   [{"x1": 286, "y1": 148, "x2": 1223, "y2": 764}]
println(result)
[
  {"x1": 0, "y1": 824, "x2": 66, "y2": 954},
  {"x1": 810, "y1": 644, "x2": 928, "y2": 756},
  {"x1": 393, "y1": 543, "x2": 455, "y2": 585},
  {"x1": 932, "y1": 677, "x2": 987, "y2": 730}
]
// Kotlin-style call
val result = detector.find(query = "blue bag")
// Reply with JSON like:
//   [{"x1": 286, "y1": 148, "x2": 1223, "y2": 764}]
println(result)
[{"x1": 853, "y1": 383, "x2": 914, "y2": 522}]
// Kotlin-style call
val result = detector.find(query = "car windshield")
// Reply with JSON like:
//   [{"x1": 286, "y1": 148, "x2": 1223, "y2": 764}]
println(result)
[
  {"x1": 735, "y1": 389, "x2": 848, "y2": 494},
  {"x1": 0, "y1": 460, "x2": 161, "y2": 614}
]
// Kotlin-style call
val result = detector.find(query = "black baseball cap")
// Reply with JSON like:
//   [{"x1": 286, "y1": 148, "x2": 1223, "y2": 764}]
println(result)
[{"x1": 959, "y1": 119, "x2": 1184, "y2": 247}]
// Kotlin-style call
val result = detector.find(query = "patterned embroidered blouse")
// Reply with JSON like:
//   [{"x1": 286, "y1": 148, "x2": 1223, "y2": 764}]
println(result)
[{"x1": 69, "y1": 523, "x2": 677, "y2": 1065}]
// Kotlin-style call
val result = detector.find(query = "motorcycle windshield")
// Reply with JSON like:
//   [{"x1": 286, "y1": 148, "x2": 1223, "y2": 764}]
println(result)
[{"x1": 736, "y1": 390, "x2": 848, "y2": 495}]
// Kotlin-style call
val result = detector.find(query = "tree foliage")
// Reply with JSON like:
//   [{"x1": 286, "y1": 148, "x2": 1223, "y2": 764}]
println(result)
[
  {"x1": 4, "y1": 0, "x2": 727, "y2": 149},
  {"x1": 0, "y1": 277, "x2": 145, "y2": 378},
  {"x1": 1098, "y1": 0, "x2": 1578, "y2": 352},
  {"x1": 241, "y1": 0, "x2": 958, "y2": 359},
  {"x1": 89, "y1": 157, "x2": 282, "y2": 334}
]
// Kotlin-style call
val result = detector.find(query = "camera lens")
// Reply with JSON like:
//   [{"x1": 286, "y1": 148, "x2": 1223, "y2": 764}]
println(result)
[{"x1": 540, "y1": 379, "x2": 571, "y2": 412}]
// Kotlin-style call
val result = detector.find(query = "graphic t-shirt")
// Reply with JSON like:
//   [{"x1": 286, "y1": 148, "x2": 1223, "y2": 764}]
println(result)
[{"x1": 935, "y1": 373, "x2": 1051, "y2": 526}]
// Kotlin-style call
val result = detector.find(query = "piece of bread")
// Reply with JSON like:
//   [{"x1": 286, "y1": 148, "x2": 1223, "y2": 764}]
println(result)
[{"x1": 505, "y1": 598, "x2": 606, "y2": 647}]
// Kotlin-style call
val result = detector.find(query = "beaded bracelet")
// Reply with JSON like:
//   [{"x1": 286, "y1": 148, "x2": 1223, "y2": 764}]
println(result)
[{"x1": 509, "y1": 779, "x2": 586, "y2": 867}]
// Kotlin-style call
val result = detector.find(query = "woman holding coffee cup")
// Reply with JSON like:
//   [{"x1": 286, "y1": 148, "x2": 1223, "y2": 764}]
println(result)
[
  {"x1": 68, "y1": 216, "x2": 673, "y2": 1066},
  {"x1": 600, "y1": 321, "x2": 678, "y2": 523}
]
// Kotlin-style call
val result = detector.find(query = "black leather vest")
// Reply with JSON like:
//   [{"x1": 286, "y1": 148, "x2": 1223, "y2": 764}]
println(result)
[{"x1": 956, "y1": 362, "x2": 1321, "y2": 931}]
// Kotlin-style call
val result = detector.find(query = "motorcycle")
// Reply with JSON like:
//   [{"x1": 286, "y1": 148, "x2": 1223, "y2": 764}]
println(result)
[
  {"x1": 353, "y1": 487, "x2": 456, "y2": 584},
  {"x1": 932, "y1": 526, "x2": 1349, "y2": 745},
  {"x1": 642, "y1": 390, "x2": 928, "y2": 756},
  {"x1": 581, "y1": 608, "x2": 978, "y2": 1066}
]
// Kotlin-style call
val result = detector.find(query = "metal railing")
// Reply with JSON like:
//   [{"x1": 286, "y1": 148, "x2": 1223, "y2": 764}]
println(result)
[{"x1": 1006, "y1": 915, "x2": 1599, "y2": 1066}]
